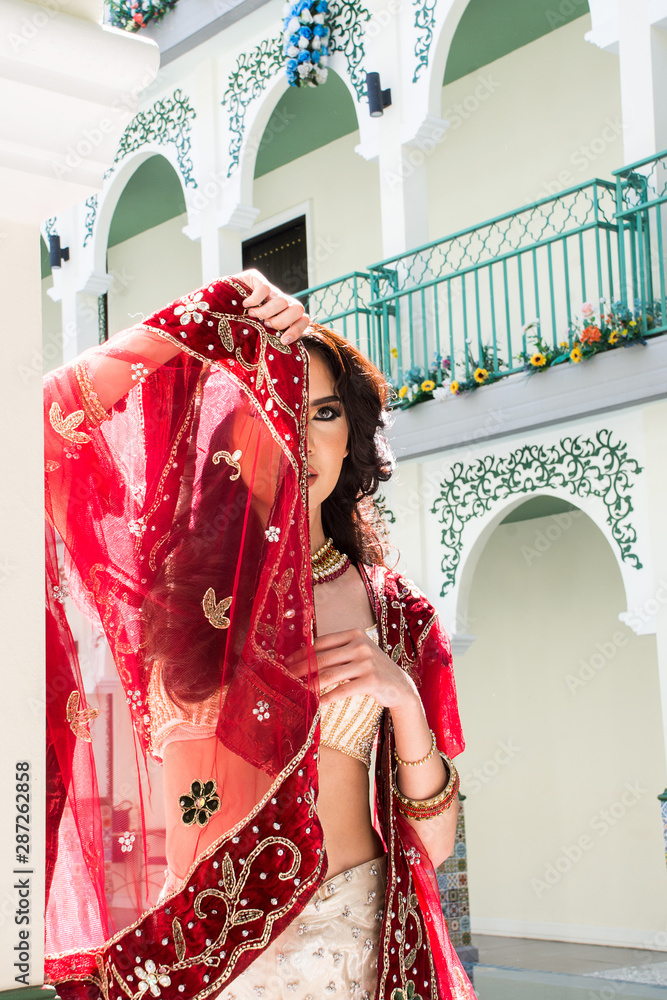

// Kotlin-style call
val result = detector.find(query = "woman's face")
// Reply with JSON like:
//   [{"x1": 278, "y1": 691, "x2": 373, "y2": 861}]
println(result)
[{"x1": 306, "y1": 350, "x2": 349, "y2": 511}]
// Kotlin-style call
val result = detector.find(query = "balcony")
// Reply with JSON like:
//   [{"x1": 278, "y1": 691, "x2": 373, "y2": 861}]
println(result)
[{"x1": 296, "y1": 149, "x2": 667, "y2": 455}]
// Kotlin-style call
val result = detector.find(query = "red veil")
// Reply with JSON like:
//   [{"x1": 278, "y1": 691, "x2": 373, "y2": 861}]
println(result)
[{"x1": 42, "y1": 278, "x2": 474, "y2": 1000}]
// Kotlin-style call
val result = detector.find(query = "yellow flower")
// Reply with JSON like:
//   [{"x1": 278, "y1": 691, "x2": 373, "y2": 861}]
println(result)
[
  {"x1": 629, "y1": 320, "x2": 637, "y2": 327},
  {"x1": 609, "y1": 330, "x2": 619, "y2": 345},
  {"x1": 474, "y1": 367, "x2": 488, "y2": 384},
  {"x1": 398, "y1": 385, "x2": 408, "y2": 398},
  {"x1": 530, "y1": 352, "x2": 547, "y2": 367},
  {"x1": 390, "y1": 347, "x2": 398, "y2": 358},
  {"x1": 450, "y1": 381, "x2": 459, "y2": 394},
  {"x1": 421, "y1": 379, "x2": 435, "y2": 392},
  {"x1": 619, "y1": 327, "x2": 627, "y2": 337},
  {"x1": 559, "y1": 341, "x2": 569, "y2": 349},
  {"x1": 570, "y1": 346, "x2": 582, "y2": 363}
]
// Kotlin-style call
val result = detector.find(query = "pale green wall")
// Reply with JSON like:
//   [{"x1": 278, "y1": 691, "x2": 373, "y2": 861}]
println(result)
[
  {"x1": 252, "y1": 131, "x2": 382, "y2": 287},
  {"x1": 456, "y1": 508, "x2": 664, "y2": 935},
  {"x1": 428, "y1": 15, "x2": 622, "y2": 238},
  {"x1": 107, "y1": 213, "x2": 201, "y2": 335}
]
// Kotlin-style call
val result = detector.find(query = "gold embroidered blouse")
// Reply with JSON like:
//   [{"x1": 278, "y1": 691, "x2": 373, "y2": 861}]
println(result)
[
  {"x1": 319, "y1": 624, "x2": 384, "y2": 767},
  {"x1": 147, "y1": 624, "x2": 384, "y2": 767}
]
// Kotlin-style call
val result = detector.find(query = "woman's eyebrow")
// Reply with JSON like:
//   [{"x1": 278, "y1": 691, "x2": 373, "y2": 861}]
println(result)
[{"x1": 310, "y1": 395, "x2": 341, "y2": 406}]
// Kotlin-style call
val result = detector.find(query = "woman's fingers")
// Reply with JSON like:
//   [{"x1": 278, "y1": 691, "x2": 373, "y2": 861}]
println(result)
[
  {"x1": 319, "y1": 677, "x2": 372, "y2": 708},
  {"x1": 239, "y1": 271, "x2": 271, "y2": 307},
  {"x1": 285, "y1": 629, "x2": 368, "y2": 672},
  {"x1": 235, "y1": 269, "x2": 309, "y2": 343}
]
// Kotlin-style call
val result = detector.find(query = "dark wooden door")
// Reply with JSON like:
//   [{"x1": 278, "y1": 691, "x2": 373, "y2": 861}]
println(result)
[{"x1": 242, "y1": 216, "x2": 308, "y2": 296}]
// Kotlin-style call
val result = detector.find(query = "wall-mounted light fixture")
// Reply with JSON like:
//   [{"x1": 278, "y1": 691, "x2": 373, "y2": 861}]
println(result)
[
  {"x1": 49, "y1": 234, "x2": 70, "y2": 269},
  {"x1": 366, "y1": 72, "x2": 391, "y2": 118}
]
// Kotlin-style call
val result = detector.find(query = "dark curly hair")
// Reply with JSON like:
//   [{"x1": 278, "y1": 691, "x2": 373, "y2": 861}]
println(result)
[{"x1": 300, "y1": 323, "x2": 394, "y2": 566}]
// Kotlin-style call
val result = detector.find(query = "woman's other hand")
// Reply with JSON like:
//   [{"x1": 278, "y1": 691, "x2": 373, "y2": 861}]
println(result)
[
  {"x1": 286, "y1": 628, "x2": 419, "y2": 712},
  {"x1": 235, "y1": 269, "x2": 310, "y2": 346}
]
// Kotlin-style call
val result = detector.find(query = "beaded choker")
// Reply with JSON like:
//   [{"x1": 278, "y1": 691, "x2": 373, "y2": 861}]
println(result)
[{"x1": 311, "y1": 537, "x2": 351, "y2": 585}]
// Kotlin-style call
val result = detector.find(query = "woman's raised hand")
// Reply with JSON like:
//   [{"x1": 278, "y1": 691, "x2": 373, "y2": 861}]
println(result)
[
  {"x1": 236, "y1": 269, "x2": 310, "y2": 346},
  {"x1": 285, "y1": 628, "x2": 420, "y2": 712}
]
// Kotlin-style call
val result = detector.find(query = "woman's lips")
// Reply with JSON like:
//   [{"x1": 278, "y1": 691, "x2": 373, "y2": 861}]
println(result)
[{"x1": 307, "y1": 466, "x2": 318, "y2": 479}]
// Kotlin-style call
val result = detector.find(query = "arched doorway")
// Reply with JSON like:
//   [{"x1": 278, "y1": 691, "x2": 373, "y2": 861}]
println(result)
[
  {"x1": 106, "y1": 154, "x2": 200, "y2": 334},
  {"x1": 456, "y1": 496, "x2": 664, "y2": 946},
  {"x1": 249, "y1": 70, "x2": 381, "y2": 291}
]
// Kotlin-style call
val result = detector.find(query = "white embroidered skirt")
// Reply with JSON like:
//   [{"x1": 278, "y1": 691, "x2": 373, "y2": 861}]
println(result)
[{"x1": 217, "y1": 855, "x2": 387, "y2": 1000}]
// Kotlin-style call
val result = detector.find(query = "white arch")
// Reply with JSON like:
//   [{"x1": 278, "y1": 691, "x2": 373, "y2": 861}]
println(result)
[
  {"x1": 87, "y1": 146, "x2": 195, "y2": 278},
  {"x1": 442, "y1": 488, "x2": 656, "y2": 650},
  {"x1": 220, "y1": 60, "x2": 370, "y2": 227},
  {"x1": 409, "y1": 0, "x2": 601, "y2": 135}
]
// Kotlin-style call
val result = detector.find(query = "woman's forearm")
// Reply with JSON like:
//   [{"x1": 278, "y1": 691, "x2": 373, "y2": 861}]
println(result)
[
  {"x1": 390, "y1": 694, "x2": 459, "y2": 866},
  {"x1": 85, "y1": 328, "x2": 181, "y2": 411}
]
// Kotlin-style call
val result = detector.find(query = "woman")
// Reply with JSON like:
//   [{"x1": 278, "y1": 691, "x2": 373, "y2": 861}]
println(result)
[{"x1": 43, "y1": 272, "x2": 474, "y2": 1000}]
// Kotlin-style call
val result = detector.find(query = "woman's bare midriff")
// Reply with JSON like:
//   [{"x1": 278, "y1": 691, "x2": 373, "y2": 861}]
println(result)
[
  {"x1": 162, "y1": 737, "x2": 384, "y2": 883},
  {"x1": 317, "y1": 744, "x2": 384, "y2": 878}
]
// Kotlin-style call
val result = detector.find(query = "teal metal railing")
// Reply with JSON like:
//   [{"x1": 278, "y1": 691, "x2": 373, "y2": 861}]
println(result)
[
  {"x1": 614, "y1": 150, "x2": 667, "y2": 337},
  {"x1": 294, "y1": 271, "x2": 378, "y2": 358},
  {"x1": 295, "y1": 150, "x2": 667, "y2": 388}
]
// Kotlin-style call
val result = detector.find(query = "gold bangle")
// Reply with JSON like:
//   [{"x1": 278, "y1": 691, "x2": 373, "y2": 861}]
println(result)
[
  {"x1": 393, "y1": 729, "x2": 437, "y2": 768},
  {"x1": 393, "y1": 752, "x2": 459, "y2": 820}
]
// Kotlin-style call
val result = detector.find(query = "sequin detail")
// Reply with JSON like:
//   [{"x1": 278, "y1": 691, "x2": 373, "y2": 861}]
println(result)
[{"x1": 216, "y1": 856, "x2": 387, "y2": 999}]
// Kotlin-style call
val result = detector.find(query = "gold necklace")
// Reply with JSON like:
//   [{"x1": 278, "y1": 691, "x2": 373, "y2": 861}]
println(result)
[{"x1": 311, "y1": 537, "x2": 351, "y2": 585}]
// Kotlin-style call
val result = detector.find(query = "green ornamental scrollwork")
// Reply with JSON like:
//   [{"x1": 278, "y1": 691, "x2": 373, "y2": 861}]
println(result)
[
  {"x1": 329, "y1": 0, "x2": 371, "y2": 100},
  {"x1": 82, "y1": 196, "x2": 98, "y2": 248},
  {"x1": 221, "y1": 32, "x2": 284, "y2": 179},
  {"x1": 431, "y1": 430, "x2": 643, "y2": 596},
  {"x1": 412, "y1": 0, "x2": 439, "y2": 83},
  {"x1": 82, "y1": 89, "x2": 196, "y2": 247},
  {"x1": 221, "y1": 0, "x2": 371, "y2": 176},
  {"x1": 113, "y1": 89, "x2": 197, "y2": 186}
]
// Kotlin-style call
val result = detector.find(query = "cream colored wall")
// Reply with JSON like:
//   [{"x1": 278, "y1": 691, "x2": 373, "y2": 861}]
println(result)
[
  {"x1": 427, "y1": 15, "x2": 623, "y2": 239},
  {"x1": 454, "y1": 508, "x2": 665, "y2": 938},
  {"x1": 42, "y1": 273, "x2": 63, "y2": 375},
  {"x1": 107, "y1": 213, "x2": 202, "y2": 336},
  {"x1": 252, "y1": 131, "x2": 383, "y2": 285}
]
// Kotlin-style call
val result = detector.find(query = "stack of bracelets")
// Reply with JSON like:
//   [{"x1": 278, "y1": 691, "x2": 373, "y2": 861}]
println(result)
[{"x1": 392, "y1": 730, "x2": 460, "y2": 821}]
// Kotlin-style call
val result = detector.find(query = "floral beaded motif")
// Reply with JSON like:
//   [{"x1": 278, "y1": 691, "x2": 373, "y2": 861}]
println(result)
[
  {"x1": 134, "y1": 959, "x2": 171, "y2": 997},
  {"x1": 178, "y1": 779, "x2": 221, "y2": 827},
  {"x1": 173, "y1": 290, "x2": 210, "y2": 326}
]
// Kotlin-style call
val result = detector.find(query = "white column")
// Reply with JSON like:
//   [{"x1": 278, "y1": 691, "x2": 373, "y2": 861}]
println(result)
[
  {"x1": 643, "y1": 401, "x2": 667, "y2": 780},
  {"x1": 0, "y1": 3, "x2": 158, "y2": 991},
  {"x1": 0, "y1": 219, "x2": 48, "y2": 993},
  {"x1": 591, "y1": 0, "x2": 667, "y2": 163},
  {"x1": 360, "y1": 4, "x2": 448, "y2": 258}
]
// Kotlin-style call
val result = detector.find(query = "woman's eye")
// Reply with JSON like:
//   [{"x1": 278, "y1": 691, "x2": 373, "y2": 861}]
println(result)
[{"x1": 315, "y1": 405, "x2": 342, "y2": 421}]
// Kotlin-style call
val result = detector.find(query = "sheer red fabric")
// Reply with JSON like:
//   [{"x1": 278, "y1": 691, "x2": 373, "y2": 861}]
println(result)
[{"x1": 43, "y1": 277, "x2": 474, "y2": 999}]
